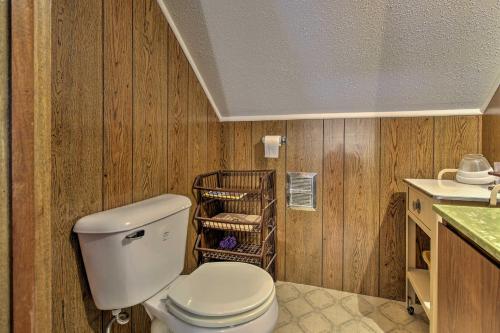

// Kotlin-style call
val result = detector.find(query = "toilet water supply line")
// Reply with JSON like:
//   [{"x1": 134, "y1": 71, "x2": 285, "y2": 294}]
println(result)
[{"x1": 105, "y1": 309, "x2": 130, "y2": 333}]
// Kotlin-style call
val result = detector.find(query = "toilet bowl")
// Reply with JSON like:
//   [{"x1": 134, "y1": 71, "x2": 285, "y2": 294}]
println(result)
[
  {"x1": 73, "y1": 194, "x2": 278, "y2": 333},
  {"x1": 143, "y1": 262, "x2": 278, "y2": 333}
]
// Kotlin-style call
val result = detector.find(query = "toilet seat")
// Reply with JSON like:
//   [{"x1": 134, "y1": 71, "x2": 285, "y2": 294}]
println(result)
[
  {"x1": 144, "y1": 262, "x2": 276, "y2": 329},
  {"x1": 165, "y1": 287, "x2": 275, "y2": 328},
  {"x1": 167, "y1": 262, "x2": 275, "y2": 318}
]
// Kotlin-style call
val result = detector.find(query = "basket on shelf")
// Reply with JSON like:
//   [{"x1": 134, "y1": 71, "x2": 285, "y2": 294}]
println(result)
[
  {"x1": 194, "y1": 226, "x2": 276, "y2": 270},
  {"x1": 192, "y1": 170, "x2": 277, "y2": 279},
  {"x1": 193, "y1": 170, "x2": 275, "y2": 202},
  {"x1": 194, "y1": 198, "x2": 276, "y2": 233}
]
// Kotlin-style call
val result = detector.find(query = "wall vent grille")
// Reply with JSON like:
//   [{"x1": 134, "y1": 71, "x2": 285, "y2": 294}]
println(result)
[{"x1": 287, "y1": 172, "x2": 317, "y2": 210}]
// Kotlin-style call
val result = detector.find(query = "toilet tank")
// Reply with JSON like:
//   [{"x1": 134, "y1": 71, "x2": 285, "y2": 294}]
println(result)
[{"x1": 73, "y1": 194, "x2": 191, "y2": 310}]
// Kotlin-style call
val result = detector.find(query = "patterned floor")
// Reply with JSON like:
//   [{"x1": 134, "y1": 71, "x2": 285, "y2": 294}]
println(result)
[{"x1": 274, "y1": 281, "x2": 429, "y2": 333}]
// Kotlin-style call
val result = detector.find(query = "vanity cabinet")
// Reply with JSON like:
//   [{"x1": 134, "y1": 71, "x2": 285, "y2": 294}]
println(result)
[
  {"x1": 404, "y1": 179, "x2": 494, "y2": 332},
  {"x1": 437, "y1": 223, "x2": 499, "y2": 333}
]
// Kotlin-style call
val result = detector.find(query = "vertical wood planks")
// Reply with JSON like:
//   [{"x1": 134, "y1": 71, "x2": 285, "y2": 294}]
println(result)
[
  {"x1": 207, "y1": 105, "x2": 223, "y2": 171},
  {"x1": 379, "y1": 118, "x2": 410, "y2": 300},
  {"x1": 322, "y1": 119, "x2": 345, "y2": 290},
  {"x1": 51, "y1": 0, "x2": 104, "y2": 331},
  {"x1": 411, "y1": 118, "x2": 434, "y2": 272},
  {"x1": 103, "y1": 0, "x2": 133, "y2": 210},
  {"x1": 33, "y1": 1, "x2": 53, "y2": 329},
  {"x1": 186, "y1": 68, "x2": 208, "y2": 273},
  {"x1": 483, "y1": 114, "x2": 500, "y2": 164},
  {"x1": 285, "y1": 120, "x2": 323, "y2": 286},
  {"x1": 434, "y1": 116, "x2": 481, "y2": 177},
  {"x1": 234, "y1": 122, "x2": 253, "y2": 170},
  {"x1": 220, "y1": 122, "x2": 235, "y2": 169},
  {"x1": 103, "y1": 0, "x2": 133, "y2": 331},
  {"x1": 482, "y1": 88, "x2": 500, "y2": 163},
  {"x1": 251, "y1": 121, "x2": 287, "y2": 280},
  {"x1": 12, "y1": 1, "x2": 53, "y2": 331},
  {"x1": 481, "y1": 87, "x2": 500, "y2": 162},
  {"x1": 411, "y1": 118, "x2": 434, "y2": 179},
  {"x1": 379, "y1": 118, "x2": 433, "y2": 300},
  {"x1": 343, "y1": 119, "x2": 380, "y2": 296},
  {"x1": 0, "y1": 0, "x2": 8, "y2": 329},
  {"x1": 132, "y1": 0, "x2": 169, "y2": 201},
  {"x1": 12, "y1": 1, "x2": 35, "y2": 331},
  {"x1": 206, "y1": 111, "x2": 235, "y2": 171},
  {"x1": 167, "y1": 26, "x2": 189, "y2": 195},
  {"x1": 132, "y1": 0, "x2": 169, "y2": 330}
]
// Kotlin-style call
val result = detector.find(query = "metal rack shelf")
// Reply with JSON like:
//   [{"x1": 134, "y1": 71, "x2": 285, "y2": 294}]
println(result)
[{"x1": 192, "y1": 170, "x2": 277, "y2": 279}]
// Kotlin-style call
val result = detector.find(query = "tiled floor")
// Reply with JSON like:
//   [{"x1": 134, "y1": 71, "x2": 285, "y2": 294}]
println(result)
[{"x1": 274, "y1": 281, "x2": 429, "y2": 333}]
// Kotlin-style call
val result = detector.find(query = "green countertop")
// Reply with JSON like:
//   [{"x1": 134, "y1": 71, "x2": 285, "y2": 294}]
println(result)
[{"x1": 433, "y1": 205, "x2": 500, "y2": 263}]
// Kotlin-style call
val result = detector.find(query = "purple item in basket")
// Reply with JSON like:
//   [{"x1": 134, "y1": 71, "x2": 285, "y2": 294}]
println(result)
[{"x1": 219, "y1": 236, "x2": 237, "y2": 250}]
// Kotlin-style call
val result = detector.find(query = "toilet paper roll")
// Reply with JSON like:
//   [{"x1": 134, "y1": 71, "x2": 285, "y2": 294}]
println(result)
[{"x1": 262, "y1": 136, "x2": 281, "y2": 158}]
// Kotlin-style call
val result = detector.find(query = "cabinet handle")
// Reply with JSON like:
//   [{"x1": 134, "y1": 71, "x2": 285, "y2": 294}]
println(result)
[{"x1": 412, "y1": 199, "x2": 421, "y2": 213}]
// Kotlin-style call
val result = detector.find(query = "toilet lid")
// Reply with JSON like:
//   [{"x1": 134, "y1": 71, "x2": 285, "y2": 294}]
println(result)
[{"x1": 168, "y1": 262, "x2": 274, "y2": 317}]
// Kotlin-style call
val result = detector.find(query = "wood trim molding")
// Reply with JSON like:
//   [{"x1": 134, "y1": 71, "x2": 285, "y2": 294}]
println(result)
[
  {"x1": 0, "y1": 0, "x2": 10, "y2": 332},
  {"x1": 11, "y1": 0, "x2": 52, "y2": 331},
  {"x1": 12, "y1": 1, "x2": 36, "y2": 331}
]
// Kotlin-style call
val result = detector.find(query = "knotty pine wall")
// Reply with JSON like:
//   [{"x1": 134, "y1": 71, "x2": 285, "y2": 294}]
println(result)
[
  {"x1": 50, "y1": 0, "x2": 224, "y2": 331},
  {"x1": 222, "y1": 116, "x2": 482, "y2": 300}
]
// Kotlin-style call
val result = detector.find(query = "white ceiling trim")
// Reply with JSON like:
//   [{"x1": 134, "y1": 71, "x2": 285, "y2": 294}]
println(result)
[
  {"x1": 156, "y1": 0, "x2": 224, "y2": 120},
  {"x1": 219, "y1": 108, "x2": 482, "y2": 122}
]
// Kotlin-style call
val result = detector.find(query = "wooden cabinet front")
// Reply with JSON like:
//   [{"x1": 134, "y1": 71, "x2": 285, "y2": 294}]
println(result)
[{"x1": 438, "y1": 223, "x2": 500, "y2": 333}]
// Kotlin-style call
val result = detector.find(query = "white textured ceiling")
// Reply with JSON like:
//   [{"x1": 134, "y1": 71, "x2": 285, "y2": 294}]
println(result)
[{"x1": 158, "y1": 0, "x2": 500, "y2": 120}]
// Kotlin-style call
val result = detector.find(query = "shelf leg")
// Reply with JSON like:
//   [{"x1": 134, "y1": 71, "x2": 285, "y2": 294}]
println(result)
[{"x1": 406, "y1": 213, "x2": 417, "y2": 306}]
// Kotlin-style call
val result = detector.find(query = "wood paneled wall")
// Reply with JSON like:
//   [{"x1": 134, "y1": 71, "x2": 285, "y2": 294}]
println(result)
[
  {"x1": 0, "y1": 0, "x2": 9, "y2": 331},
  {"x1": 286, "y1": 120, "x2": 324, "y2": 286},
  {"x1": 379, "y1": 117, "x2": 433, "y2": 298},
  {"x1": 49, "y1": 0, "x2": 219, "y2": 331},
  {"x1": 224, "y1": 116, "x2": 481, "y2": 300},
  {"x1": 16, "y1": 0, "x2": 486, "y2": 331},
  {"x1": 483, "y1": 86, "x2": 500, "y2": 164}
]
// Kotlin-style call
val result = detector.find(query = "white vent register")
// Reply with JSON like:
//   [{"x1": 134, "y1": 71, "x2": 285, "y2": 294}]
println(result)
[{"x1": 287, "y1": 172, "x2": 317, "y2": 210}]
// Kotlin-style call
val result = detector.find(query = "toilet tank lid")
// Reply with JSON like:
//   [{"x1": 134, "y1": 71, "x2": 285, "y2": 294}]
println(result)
[{"x1": 73, "y1": 194, "x2": 191, "y2": 234}]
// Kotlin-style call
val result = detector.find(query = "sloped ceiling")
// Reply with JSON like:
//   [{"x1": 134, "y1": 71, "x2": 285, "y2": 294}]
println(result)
[{"x1": 158, "y1": 0, "x2": 500, "y2": 120}]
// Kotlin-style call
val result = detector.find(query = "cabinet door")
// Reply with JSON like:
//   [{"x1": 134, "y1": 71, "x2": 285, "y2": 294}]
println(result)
[{"x1": 438, "y1": 223, "x2": 500, "y2": 333}]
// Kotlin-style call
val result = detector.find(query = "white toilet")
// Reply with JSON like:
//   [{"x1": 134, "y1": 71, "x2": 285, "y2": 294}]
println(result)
[{"x1": 74, "y1": 194, "x2": 278, "y2": 333}]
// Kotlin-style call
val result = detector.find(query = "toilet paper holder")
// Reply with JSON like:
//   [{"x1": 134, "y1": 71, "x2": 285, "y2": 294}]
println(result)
[{"x1": 261, "y1": 136, "x2": 287, "y2": 145}]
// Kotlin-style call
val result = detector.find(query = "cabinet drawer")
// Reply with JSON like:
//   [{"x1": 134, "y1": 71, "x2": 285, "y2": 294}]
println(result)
[{"x1": 408, "y1": 188, "x2": 435, "y2": 231}]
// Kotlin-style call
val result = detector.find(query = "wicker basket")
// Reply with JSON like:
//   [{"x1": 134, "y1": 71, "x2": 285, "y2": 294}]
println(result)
[
  {"x1": 195, "y1": 226, "x2": 276, "y2": 269},
  {"x1": 194, "y1": 198, "x2": 276, "y2": 233},
  {"x1": 192, "y1": 170, "x2": 275, "y2": 203}
]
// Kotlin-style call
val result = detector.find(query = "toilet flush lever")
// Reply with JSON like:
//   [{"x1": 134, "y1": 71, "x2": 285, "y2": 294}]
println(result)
[{"x1": 125, "y1": 230, "x2": 145, "y2": 240}]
